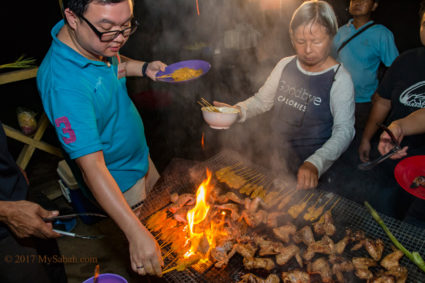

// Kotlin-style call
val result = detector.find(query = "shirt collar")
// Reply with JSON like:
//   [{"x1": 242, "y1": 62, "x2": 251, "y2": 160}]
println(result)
[
  {"x1": 347, "y1": 19, "x2": 375, "y2": 30},
  {"x1": 51, "y1": 20, "x2": 108, "y2": 68}
]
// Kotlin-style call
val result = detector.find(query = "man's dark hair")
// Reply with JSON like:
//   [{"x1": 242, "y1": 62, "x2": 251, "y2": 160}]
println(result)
[
  {"x1": 62, "y1": 0, "x2": 130, "y2": 21},
  {"x1": 420, "y1": 0, "x2": 425, "y2": 19}
]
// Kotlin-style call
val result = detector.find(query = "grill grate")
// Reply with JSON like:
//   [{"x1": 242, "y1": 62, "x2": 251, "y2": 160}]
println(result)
[{"x1": 140, "y1": 149, "x2": 425, "y2": 282}]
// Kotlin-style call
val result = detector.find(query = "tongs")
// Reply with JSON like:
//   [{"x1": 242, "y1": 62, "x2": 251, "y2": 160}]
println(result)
[
  {"x1": 358, "y1": 124, "x2": 401, "y2": 170},
  {"x1": 44, "y1": 213, "x2": 107, "y2": 240}
]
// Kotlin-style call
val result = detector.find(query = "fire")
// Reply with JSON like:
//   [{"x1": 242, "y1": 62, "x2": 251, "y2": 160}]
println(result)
[
  {"x1": 184, "y1": 169, "x2": 225, "y2": 261},
  {"x1": 201, "y1": 132, "x2": 205, "y2": 150}
]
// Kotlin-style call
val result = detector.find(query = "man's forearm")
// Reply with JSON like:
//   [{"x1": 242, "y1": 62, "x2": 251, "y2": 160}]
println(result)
[
  {"x1": 76, "y1": 153, "x2": 144, "y2": 240},
  {"x1": 362, "y1": 95, "x2": 391, "y2": 142}
]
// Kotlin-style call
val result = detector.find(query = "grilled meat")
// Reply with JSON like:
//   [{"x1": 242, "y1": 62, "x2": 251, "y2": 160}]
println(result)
[
  {"x1": 352, "y1": 257, "x2": 377, "y2": 280},
  {"x1": 307, "y1": 257, "x2": 333, "y2": 283},
  {"x1": 238, "y1": 273, "x2": 280, "y2": 283},
  {"x1": 303, "y1": 235, "x2": 335, "y2": 261},
  {"x1": 365, "y1": 238, "x2": 385, "y2": 261},
  {"x1": 243, "y1": 257, "x2": 275, "y2": 271},
  {"x1": 276, "y1": 244, "x2": 303, "y2": 267},
  {"x1": 281, "y1": 270, "x2": 310, "y2": 283},
  {"x1": 168, "y1": 193, "x2": 195, "y2": 213},
  {"x1": 293, "y1": 226, "x2": 315, "y2": 246},
  {"x1": 334, "y1": 229, "x2": 352, "y2": 254},
  {"x1": 273, "y1": 223, "x2": 297, "y2": 243},
  {"x1": 381, "y1": 249, "x2": 404, "y2": 270},
  {"x1": 313, "y1": 210, "x2": 336, "y2": 236}
]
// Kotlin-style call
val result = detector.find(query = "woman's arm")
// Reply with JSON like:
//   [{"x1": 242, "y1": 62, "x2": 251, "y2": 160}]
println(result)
[{"x1": 236, "y1": 57, "x2": 293, "y2": 121}]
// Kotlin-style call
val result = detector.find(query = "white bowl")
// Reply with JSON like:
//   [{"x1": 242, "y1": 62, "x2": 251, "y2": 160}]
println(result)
[{"x1": 201, "y1": 106, "x2": 240, "y2": 129}]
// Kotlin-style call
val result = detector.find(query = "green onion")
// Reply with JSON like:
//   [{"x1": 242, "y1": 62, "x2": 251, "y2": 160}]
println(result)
[
  {"x1": 0, "y1": 55, "x2": 36, "y2": 70},
  {"x1": 364, "y1": 201, "x2": 425, "y2": 273}
]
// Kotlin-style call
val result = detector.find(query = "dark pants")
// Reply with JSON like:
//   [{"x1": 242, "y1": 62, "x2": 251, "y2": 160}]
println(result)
[{"x1": 0, "y1": 233, "x2": 67, "y2": 283}]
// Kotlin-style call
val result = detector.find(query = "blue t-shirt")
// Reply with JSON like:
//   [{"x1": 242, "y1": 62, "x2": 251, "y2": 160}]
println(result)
[
  {"x1": 332, "y1": 20, "x2": 399, "y2": 103},
  {"x1": 37, "y1": 20, "x2": 149, "y2": 193}
]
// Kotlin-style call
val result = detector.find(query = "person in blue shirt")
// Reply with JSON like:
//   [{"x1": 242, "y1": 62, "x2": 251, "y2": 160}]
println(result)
[
  {"x1": 332, "y1": 0, "x2": 399, "y2": 132},
  {"x1": 37, "y1": 0, "x2": 166, "y2": 277}
]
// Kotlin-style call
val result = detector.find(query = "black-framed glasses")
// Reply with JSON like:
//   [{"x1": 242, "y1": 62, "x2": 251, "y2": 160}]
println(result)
[{"x1": 80, "y1": 15, "x2": 139, "y2": 42}]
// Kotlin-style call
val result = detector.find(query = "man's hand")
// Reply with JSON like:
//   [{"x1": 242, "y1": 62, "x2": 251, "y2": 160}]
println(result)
[
  {"x1": 296, "y1": 162, "x2": 318, "y2": 190},
  {"x1": 0, "y1": 200, "x2": 60, "y2": 239},
  {"x1": 359, "y1": 139, "x2": 372, "y2": 163},
  {"x1": 146, "y1": 61, "x2": 167, "y2": 81},
  {"x1": 378, "y1": 123, "x2": 408, "y2": 159},
  {"x1": 128, "y1": 223, "x2": 164, "y2": 277}
]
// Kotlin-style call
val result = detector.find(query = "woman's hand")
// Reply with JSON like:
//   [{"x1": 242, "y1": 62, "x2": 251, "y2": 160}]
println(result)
[
  {"x1": 146, "y1": 61, "x2": 167, "y2": 81},
  {"x1": 128, "y1": 224, "x2": 164, "y2": 277},
  {"x1": 296, "y1": 162, "x2": 318, "y2": 190},
  {"x1": 378, "y1": 123, "x2": 408, "y2": 159},
  {"x1": 213, "y1": 101, "x2": 242, "y2": 118},
  {"x1": 358, "y1": 139, "x2": 372, "y2": 163}
]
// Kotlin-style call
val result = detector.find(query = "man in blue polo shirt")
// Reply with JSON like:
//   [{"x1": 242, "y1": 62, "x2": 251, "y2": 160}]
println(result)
[
  {"x1": 37, "y1": 0, "x2": 165, "y2": 277},
  {"x1": 332, "y1": 0, "x2": 398, "y2": 132}
]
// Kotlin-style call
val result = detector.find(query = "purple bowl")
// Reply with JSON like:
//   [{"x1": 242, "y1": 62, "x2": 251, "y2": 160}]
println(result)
[{"x1": 82, "y1": 273, "x2": 128, "y2": 283}]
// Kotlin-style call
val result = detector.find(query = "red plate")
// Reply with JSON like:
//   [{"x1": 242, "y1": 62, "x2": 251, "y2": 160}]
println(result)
[{"x1": 394, "y1": 155, "x2": 425, "y2": 199}]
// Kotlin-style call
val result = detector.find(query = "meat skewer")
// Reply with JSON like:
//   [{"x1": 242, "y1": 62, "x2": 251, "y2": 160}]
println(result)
[{"x1": 288, "y1": 193, "x2": 314, "y2": 219}]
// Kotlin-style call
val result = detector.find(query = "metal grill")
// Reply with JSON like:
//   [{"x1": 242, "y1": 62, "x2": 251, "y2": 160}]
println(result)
[{"x1": 139, "y1": 149, "x2": 425, "y2": 282}]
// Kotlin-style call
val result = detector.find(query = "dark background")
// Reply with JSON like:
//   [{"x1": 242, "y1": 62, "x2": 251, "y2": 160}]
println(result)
[{"x1": 0, "y1": 0, "x2": 423, "y2": 174}]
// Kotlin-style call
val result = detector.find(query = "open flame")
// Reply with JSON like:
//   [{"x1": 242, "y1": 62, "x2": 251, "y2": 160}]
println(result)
[
  {"x1": 201, "y1": 132, "x2": 205, "y2": 150},
  {"x1": 185, "y1": 169, "x2": 212, "y2": 258},
  {"x1": 183, "y1": 168, "x2": 227, "y2": 263}
]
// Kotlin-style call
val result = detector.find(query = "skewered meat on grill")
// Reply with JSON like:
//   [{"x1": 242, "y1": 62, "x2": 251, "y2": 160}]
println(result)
[
  {"x1": 307, "y1": 257, "x2": 333, "y2": 282},
  {"x1": 215, "y1": 167, "x2": 248, "y2": 189},
  {"x1": 330, "y1": 255, "x2": 354, "y2": 282},
  {"x1": 243, "y1": 257, "x2": 276, "y2": 271},
  {"x1": 277, "y1": 191, "x2": 295, "y2": 210},
  {"x1": 273, "y1": 223, "x2": 297, "y2": 243},
  {"x1": 380, "y1": 249, "x2": 404, "y2": 270},
  {"x1": 238, "y1": 273, "x2": 280, "y2": 283},
  {"x1": 281, "y1": 270, "x2": 310, "y2": 283},
  {"x1": 313, "y1": 210, "x2": 336, "y2": 236},
  {"x1": 334, "y1": 229, "x2": 352, "y2": 254},
  {"x1": 303, "y1": 235, "x2": 335, "y2": 261},
  {"x1": 352, "y1": 257, "x2": 377, "y2": 280},
  {"x1": 288, "y1": 194, "x2": 313, "y2": 219},
  {"x1": 275, "y1": 244, "x2": 303, "y2": 267},
  {"x1": 293, "y1": 226, "x2": 315, "y2": 246},
  {"x1": 168, "y1": 193, "x2": 195, "y2": 213},
  {"x1": 365, "y1": 238, "x2": 385, "y2": 261}
]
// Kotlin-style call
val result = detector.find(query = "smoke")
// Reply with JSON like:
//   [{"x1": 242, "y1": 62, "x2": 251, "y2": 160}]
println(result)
[{"x1": 122, "y1": 0, "x2": 304, "y2": 178}]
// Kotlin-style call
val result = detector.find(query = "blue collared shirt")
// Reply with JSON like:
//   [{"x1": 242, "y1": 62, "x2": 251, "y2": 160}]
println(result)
[
  {"x1": 37, "y1": 20, "x2": 149, "y2": 193},
  {"x1": 332, "y1": 19, "x2": 399, "y2": 103}
]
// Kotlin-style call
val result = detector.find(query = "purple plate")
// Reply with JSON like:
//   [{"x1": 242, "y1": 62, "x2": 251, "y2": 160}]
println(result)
[{"x1": 156, "y1": 60, "x2": 211, "y2": 83}]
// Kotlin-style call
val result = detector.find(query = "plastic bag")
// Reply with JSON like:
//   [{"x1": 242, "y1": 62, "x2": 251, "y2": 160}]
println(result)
[{"x1": 16, "y1": 107, "x2": 38, "y2": 136}]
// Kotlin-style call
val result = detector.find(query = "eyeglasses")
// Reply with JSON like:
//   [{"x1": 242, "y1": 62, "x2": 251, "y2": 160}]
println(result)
[{"x1": 80, "y1": 15, "x2": 139, "y2": 42}]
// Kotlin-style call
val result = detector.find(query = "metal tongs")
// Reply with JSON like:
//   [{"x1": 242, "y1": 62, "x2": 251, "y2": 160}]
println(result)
[
  {"x1": 44, "y1": 213, "x2": 107, "y2": 240},
  {"x1": 358, "y1": 124, "x2": 401, "y2": 170}
]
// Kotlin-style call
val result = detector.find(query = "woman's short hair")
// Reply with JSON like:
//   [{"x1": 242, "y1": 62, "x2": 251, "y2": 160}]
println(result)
[{"x1": 289, "y1": 0, "x2": 338, "y2": 38}]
